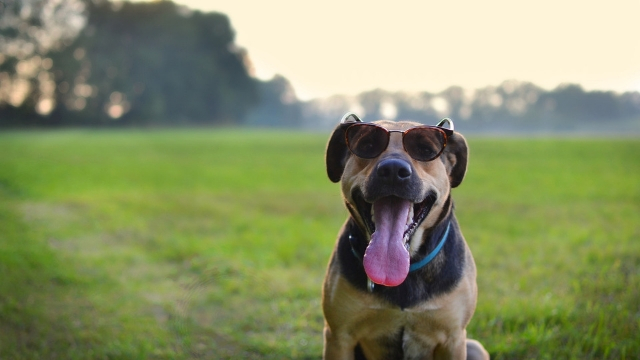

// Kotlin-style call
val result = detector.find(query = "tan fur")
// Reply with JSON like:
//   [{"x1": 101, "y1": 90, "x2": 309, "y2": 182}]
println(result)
[{"x1": 322, "y1": 120, "x2": 489, "y2": 360}]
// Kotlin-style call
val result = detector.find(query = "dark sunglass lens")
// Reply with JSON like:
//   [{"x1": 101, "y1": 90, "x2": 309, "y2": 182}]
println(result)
[
  {"x1": 404, "y1": 128, "x2": 445, "y2": 161},
  {"x1": 346, "y1": 125, "x2": 388, "y2": 158}
]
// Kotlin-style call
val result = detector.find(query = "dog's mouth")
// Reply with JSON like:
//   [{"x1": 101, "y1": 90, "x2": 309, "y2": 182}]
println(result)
[
  {"x1": 352, "y1": 190, "x2": 436, "y2": 287},
  {"x1": 353, "y1": 190, "x2": 436, "y2": 245}
]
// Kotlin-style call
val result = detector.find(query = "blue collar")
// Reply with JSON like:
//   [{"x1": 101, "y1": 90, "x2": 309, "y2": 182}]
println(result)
[
  {"x1": 409, "y1": 222, "x2": 450, "y2": 272},
  {"x1": 349, "y1": 221, "x2": 451, "y2": 274}
]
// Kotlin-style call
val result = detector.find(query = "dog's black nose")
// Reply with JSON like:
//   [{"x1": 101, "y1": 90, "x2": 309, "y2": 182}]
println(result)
[{"x1": 376, "y1": 158, "x2": 412, "y2": 182}]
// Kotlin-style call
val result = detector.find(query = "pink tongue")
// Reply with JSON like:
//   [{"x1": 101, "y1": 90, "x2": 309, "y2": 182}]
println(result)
[{"x1": 363, "y1": 197, "x2": 411, "y2": 287}]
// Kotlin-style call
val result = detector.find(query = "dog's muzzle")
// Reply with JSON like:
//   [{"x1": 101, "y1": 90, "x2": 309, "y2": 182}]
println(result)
[
  {"x1": 348, "y1": 157, "x2": 436, "y2": 287},
  {"x1": 364, "y1": 157, "x2": 422, "y2": 203}
]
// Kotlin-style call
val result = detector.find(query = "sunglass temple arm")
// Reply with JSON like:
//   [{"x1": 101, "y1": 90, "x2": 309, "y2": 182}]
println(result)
[
  {"x1": 436, "y1": 118, "x2": 454, "y2": 131},
  {"x1": 340, "y1": 113, "x2": 363, "y2": 124}
]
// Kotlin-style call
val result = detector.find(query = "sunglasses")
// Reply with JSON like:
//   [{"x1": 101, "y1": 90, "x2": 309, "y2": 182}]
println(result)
[{"x1": 340, "y1": 113, "x2": 454, "y2": 162}]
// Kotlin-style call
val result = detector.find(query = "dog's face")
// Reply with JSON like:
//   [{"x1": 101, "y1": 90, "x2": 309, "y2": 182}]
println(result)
[{"x1": 326, "y1": 119, "x2": 468, "y2": 287}]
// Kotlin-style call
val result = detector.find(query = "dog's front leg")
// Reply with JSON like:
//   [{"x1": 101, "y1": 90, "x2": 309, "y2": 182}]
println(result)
[
  {"x1": 433, "y1": 331, "x2": 468, "y2": 360},
  {"x1": 323, "y1": 324, "x2": 357, "y2": 360},
  {"x1": 432, "y1": 331, "x2": 490, "y2": 360}
]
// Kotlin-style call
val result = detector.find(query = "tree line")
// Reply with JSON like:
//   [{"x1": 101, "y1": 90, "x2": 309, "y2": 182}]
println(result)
[
  {"x1": 1, "y1": 0, "x2": 639, "y2": 131},
  {"x1": 301, "y1": 82, "x2": 640, "y2": 132},
  {"x1": 0, "y1": 0, "x2": 264, "y2": 126}
]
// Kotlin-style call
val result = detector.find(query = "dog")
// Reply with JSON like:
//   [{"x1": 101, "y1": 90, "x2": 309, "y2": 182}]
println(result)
[{"x1": 322, "y1": 113, "x2": 489, "y2": 360}]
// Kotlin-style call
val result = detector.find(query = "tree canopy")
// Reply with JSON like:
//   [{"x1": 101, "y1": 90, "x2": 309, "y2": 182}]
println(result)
[{"x1": 1, "y1": 0, "x2": 259, "y2": 126}]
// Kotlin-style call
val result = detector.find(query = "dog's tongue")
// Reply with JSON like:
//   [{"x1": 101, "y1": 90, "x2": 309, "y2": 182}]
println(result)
[{"x1": 363, "y1": 197, "x2": 411, "y2": 287}]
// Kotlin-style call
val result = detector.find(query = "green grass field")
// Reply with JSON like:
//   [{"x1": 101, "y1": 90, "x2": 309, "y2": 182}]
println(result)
[{"x1": 0, "y1": 129, "x2": 638, "y2": 359}]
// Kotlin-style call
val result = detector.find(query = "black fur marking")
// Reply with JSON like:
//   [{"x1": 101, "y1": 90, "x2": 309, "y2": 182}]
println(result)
[
  {"x1": 385, "y1": 326, "x2": 406, "y2": 359},
  {"x1": 354, "y1": 344, "x2": 367, "y2": 360},
  {"x1": 337, "y1": 203, "x2": 465, "y2": 309},
  {"x1": 354, "y1": 328, "x2": 407, "y2": 360}
]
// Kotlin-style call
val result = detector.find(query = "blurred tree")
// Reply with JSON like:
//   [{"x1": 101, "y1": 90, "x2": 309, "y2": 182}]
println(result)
[
  {"x1": 358, "y1": 89, "x2": 387, "y2": 120},
  {"x1": 245, "y1": 75, "x2": 302, "y2": 127},
  {"x1": 0, "y1": 0, "x2": 86, "y2": 126},
  {"x1": 393, "y1": 92, "x2": 439, "y2": 125},
  {"x1": 619, "y1": 92, "x2": 640, "y2": 120},
  {"x1": 47, "y1": 0, "x2": 257, "y2": 125},
  {"x1": 1, "y1": 0, "x2": 258, "y2": 126}
]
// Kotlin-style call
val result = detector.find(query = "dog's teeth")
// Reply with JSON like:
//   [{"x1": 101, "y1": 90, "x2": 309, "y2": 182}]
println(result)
[
  {"x1": 370, "y1": 206, "x2": 376, "y2": 225},
  {"x1": 406, "y1": 206, "x2": 414, "y2": 226}
]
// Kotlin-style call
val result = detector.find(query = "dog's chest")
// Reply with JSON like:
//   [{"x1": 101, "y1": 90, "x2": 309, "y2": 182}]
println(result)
[
  {"x1": 401, "y1": 331, "x2": 436, "y2": 360},
  {"x1": 362, "y1": 322, "x2": 444, "y2": 360},
  {"x1": 350, "y1": 302, "x2": 451, "y2": 359}
]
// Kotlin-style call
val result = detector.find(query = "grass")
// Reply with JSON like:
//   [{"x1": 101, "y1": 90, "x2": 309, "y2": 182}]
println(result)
[{"x1": 0, "y1": 129, "x2": 638, "y2": 359}]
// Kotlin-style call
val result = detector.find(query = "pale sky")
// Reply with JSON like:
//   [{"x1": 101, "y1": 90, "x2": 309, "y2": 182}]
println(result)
[{"x1": 161, "y1": 0, "x2": 639, "y2": 100}]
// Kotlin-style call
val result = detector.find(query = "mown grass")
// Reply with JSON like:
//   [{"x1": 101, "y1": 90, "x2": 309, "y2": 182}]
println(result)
[{"x1": 0, "y1": 129, "x2": 638, "y2": 359}]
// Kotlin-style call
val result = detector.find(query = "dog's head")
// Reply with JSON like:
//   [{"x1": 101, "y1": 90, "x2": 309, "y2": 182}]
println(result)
[{"x1": 325, "y1": 113, "x2": 468, "y2": 287}]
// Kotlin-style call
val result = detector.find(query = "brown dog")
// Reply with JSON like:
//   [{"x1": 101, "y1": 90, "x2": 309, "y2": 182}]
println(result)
[{"x1": 322, "y1": 114, "x2": 489, "y2": 360}]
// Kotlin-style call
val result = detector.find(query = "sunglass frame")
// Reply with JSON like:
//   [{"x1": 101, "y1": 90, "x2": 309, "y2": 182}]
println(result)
[{"x1": 343, "y1": 122, "x2": 454, "y2": 162}]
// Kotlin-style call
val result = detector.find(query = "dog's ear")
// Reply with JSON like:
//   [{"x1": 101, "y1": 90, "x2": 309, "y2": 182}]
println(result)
[
  {"x1": 325, "y1": 123, "x2": 351, "y2": 183},
  {"x1": 441, "y1": 132, "x2": 468, "y2": 188}
]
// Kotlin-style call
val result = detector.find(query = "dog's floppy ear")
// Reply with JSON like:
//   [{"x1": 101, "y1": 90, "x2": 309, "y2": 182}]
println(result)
[
  {"x1": 441, "y1": 132, "x2": 469, "y2": 188},
  {"x1": 325, "y1": 123, "x2": 351, "y2": 183},
  {"x1": 326, "y1": 113, "x2": 362, "y2": 182}
]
